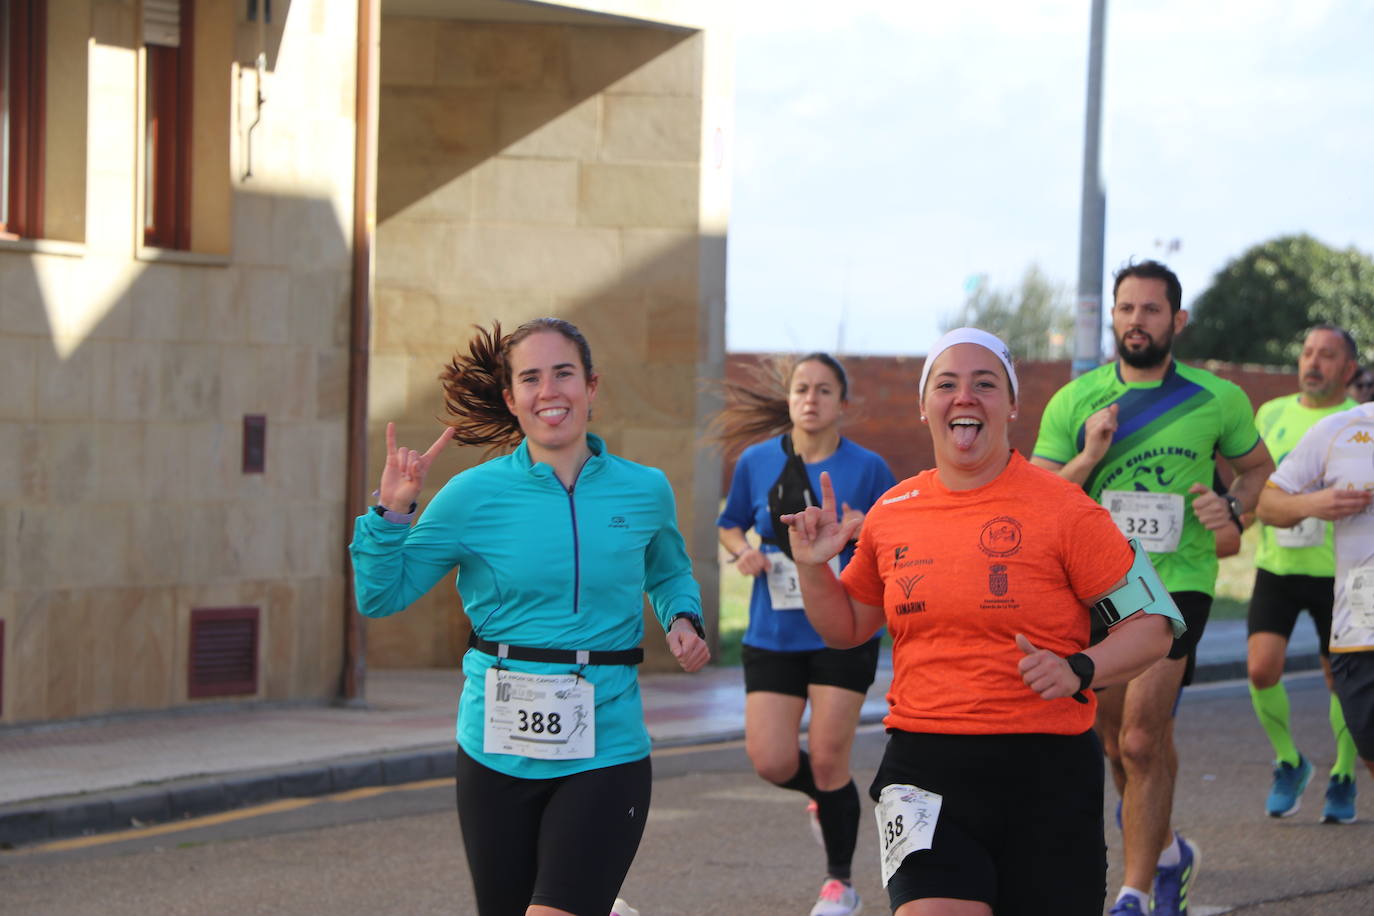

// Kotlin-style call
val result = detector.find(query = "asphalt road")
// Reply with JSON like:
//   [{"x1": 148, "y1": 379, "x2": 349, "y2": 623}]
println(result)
[{"x1": 2, "y1": 673, "x2": 1370, "y2": 915}]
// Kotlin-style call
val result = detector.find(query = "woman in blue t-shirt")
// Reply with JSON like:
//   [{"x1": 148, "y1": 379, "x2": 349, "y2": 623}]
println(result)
[{"x1": 716, "y1": 353, "x2": 896, "y2": 916}]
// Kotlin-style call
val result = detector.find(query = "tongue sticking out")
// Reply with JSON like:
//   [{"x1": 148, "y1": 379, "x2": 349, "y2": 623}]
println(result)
[{"x1": 951, "y1": 422, "x2": 981, "y2": 450}]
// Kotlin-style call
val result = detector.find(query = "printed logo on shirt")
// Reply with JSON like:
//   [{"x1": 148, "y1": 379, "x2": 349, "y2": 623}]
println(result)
[
  {"x1": 894, "y1": 552, "x2": 934, "y2": 570},
  {"x1": 895, "y1": 600, "x2": 926, "y2": 615},
  {"x1": 978, "y1": 516, "x2": 1023, "y2": 558},
  {"x1": 609, "y1": 516, "x2": 629, "y2": 529},
  {"x1": 897, "y1": 575, "x2": 924, "y2": 598},
  {"x1": 988, "y1": 564, "x2": 1008, "y2": 597},
  {"x1": 1348, "y1": 431, "x2": 1373, "y2": 445},
  {"x1": 883, "y1": 489, "x2": 920, "y2": 504}
]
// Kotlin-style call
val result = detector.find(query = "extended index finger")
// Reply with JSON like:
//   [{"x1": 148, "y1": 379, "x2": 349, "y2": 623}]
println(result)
[
  {"x1": 424, "y1": 426, "x2": 455, "y2": 461},
  {"x1": 819, "y1": 471, "x2": 837, "y2": 515},
  {"x1": 386, "y1": 421, "x2": 397, "y2": 457}
]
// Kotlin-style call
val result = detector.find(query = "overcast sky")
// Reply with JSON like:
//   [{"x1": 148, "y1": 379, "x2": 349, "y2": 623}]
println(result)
[{"x1": 726, "y1": 0, "x2": 1374, "y2": 357}]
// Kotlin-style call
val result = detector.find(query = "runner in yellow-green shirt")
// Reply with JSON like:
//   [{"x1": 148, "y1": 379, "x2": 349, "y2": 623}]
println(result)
[{"x1": 1247, "y1": 324, "x2": 1361, "y2": 823}]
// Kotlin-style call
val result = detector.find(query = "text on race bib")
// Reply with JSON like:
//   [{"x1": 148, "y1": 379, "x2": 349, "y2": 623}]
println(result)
[
  {"x1": 1102, "y1": 490, "x2": 1184, "y2": 554},
  {"x1": 874, "y1": 783, "x2": 942, "y2": 887},
  {"x1": 483, "y1": 668, "x2": 595, "y2": 760},
  {"x1": 766, "y1": 553, "x2": 842, "y2": 610},
  {"x1": 1346, "y1": 565, "x2": 1374, "y2": 630},
  {"x1": 1273, "y1": 516, "x2": 1324, "y2": 549}
]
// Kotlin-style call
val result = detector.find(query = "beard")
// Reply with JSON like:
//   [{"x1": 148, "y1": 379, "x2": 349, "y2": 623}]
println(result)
[{"x1": 1117, "y1": 327, "x2": 1173, "y2": 369}]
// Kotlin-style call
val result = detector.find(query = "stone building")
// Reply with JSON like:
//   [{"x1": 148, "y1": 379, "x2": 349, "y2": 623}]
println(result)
[{"x1": 0, "y1": 0, "x2": 731, "y2": 725}]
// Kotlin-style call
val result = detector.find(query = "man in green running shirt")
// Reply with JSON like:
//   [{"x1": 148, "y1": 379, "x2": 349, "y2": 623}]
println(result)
[
  {"x1": 1247, "y1": 324, "x2": 1361, "y2": 824},
  {"x1": 1032, "y1": 260, "x2": 1275, "y2": 916}
]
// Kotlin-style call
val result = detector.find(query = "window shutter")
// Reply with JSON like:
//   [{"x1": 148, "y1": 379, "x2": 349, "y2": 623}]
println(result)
[{"x1": 144, "y1": 0, "x2": 180, "y2": 47}]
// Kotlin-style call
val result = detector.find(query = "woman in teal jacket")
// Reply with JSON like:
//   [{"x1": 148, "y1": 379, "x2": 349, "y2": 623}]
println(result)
[{"x1": 350, "y1": 318, "x2": 710, "y2": 916}]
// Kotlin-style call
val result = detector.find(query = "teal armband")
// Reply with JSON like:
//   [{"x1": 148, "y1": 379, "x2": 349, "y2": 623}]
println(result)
[{"x1": 1089, "y1": 539, "x2": 1186, "y2": 638}]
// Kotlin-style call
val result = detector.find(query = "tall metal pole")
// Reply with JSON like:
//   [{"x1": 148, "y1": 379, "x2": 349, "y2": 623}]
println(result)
[{"x1": 1073, "y1": 0, "x2": 1107, "y2": 377}]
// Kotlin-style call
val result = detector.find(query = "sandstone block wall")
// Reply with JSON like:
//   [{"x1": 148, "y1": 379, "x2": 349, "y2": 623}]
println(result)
[
  {"x1": 0, "y1": 0, "x2": 358, "y2": 723},
  {"x1": 370, "y1": 14, "x2": 726, "y2": 670}
]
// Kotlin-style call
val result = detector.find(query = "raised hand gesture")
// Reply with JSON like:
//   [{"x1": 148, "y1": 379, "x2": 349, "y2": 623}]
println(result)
[
  {"x1": 378, "y1": 422, "x2": 454, "y2": 511},
  {"x1": 1081, "y1": 403, "x2": 1119, "y2": 464},
  {"x1": 780, "y1": 471, "x2": 864, "y2": 567}
]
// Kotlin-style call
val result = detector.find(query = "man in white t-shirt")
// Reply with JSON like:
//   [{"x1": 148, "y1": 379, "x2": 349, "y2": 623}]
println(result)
[{"x1": 1259, "y1": 401, "x2": 1374, "y2": 794}]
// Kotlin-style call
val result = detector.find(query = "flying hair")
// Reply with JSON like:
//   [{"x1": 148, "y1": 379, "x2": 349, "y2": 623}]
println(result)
[
  {"x1": 439, "y1": 322, "x2": 523, "y2": 452},
  {"x1": 709, "y1": 353, "x2": 850, "y2": 460},
  {"x1": 439, "y1": 317, "x2": 597, "y2": 454}
]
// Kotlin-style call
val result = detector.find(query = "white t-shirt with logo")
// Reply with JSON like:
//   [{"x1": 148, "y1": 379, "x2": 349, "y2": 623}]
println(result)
[{"x1": 1269, "y1": 402, "x2": 1374, "y2": 651}]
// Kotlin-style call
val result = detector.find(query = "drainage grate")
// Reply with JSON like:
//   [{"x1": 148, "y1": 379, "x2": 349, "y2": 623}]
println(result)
[{"x1": 188, "y1": 607, "x2": 259, "y2": 699}]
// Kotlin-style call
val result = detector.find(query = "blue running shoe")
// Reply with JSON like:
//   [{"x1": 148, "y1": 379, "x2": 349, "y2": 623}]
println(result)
[
  {"x1": 1322, "y1": 774, "x2": 1357, "y2": 824},
  {"x1": 1152, "y1": 832, "x2": 1199, "y2": 916},
  {"x1": 1108, "y1": 895, "x2": 1147, "y2": 915},
  {"x1": 1266, "y1": 754, "x2": 1313, "y2": 817}
]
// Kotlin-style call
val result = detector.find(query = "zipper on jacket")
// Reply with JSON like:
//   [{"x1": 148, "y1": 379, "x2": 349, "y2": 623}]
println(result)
[
  {"x1": 560, "y1": 453, "x2": 592, "y2": 615},
  {"x1": 565, "y1": 483, "x2": 580, "y2": 614}
]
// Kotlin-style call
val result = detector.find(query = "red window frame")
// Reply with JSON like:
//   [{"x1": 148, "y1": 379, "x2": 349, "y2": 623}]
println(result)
[
  {"x1": 0, "y1": 0, "x2": 45, "y2": 239},
  {"x1": 143, "y1": 0, "x2": 192, "y2": 249}
]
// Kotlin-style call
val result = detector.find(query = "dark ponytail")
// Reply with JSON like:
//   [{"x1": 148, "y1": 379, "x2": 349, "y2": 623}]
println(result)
[{"x1": 439, "y1": 317, "x2": 595, "y2": 451}]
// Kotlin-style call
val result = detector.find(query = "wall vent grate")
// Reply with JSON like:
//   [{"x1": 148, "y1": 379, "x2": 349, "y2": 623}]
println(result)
[{"x1": 188, "y1": 607, "x2": 259, "y2": 699}]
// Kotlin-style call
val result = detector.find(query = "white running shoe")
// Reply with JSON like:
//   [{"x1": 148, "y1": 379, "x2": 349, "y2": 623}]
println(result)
[
  {"x1": 609, "y1": 898, "x2": 640, "y2": 916},
  {"x1": 809, "y1": 878, "x2": 861, "y2": 916}
]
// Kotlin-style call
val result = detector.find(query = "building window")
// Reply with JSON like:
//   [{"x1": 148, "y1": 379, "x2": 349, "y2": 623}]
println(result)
[
  {"x1": 143, "y1": 0, "x2": 192, "y2": 250},
  {"x1": 0, "y1": 0, "x2": 45, "y2": 239}
]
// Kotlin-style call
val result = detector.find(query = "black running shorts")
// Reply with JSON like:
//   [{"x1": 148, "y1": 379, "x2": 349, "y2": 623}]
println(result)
[
  {"x1": 454, "y1": 746, "x2": 652, "y2": 916},
  {"x1": 1330, "y1": 651, "x2": 1374, "y2": 761},
  {"x1": 1247, "y1": 568, "x2": 1335, "y2": 657},
  {"x1": 742, "y1": 638, "x2": 882, "y2": 697},
  {"x1": 871, "y1": 729, "x2": 1106, "y2": 916}
]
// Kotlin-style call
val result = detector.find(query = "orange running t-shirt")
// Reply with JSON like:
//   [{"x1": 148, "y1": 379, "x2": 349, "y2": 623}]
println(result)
[{"x1": 841, "y1": 451, "x2": 1134, "y2": 735}]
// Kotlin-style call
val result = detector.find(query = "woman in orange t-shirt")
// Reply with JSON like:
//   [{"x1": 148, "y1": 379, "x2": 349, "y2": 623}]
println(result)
[{"x1": 783, "y1": 328, "x2": 1174, "y2": 916}]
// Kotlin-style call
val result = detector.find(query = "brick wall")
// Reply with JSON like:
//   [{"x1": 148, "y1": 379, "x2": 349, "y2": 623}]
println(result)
[{"x1": 721, "y1": 355, "x2": 1297, "y2": 489}]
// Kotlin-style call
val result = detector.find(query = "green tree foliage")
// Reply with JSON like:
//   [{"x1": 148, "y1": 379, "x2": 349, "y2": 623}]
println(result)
[
  {"x1": 1177, "y1": 234, "x2": 1374, "y2": 366},
  {"x1": 941, "y1": 264, "x2": 1073, "y2": 360}
]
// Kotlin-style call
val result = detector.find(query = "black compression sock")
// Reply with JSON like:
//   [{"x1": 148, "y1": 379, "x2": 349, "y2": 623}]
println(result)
[
  {"x1": 814, "y1": 779, "x2": 859, "y2": 880},
  {"x1": 777, "y1": 750, "x2": 819, "y2": 797}
]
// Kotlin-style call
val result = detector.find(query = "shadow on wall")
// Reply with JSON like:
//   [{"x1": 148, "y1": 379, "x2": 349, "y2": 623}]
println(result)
[
  {"x1": 0, "y1": 188, "x2": 353, "y2": 721},
  {"x1": 378, "y1": 18, "x2": 694, "y2": 221},
  {"x1": 364, "y1": 227, "x2": 728, "y2": 672},
  {"x1": 364, "y1": 16, "x2": 721, "y2": 671}
]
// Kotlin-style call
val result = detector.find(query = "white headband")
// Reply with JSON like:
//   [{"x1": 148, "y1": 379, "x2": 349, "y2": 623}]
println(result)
[{"x1": 918, "y1": 327, "x2": 1018, "y2": 400}]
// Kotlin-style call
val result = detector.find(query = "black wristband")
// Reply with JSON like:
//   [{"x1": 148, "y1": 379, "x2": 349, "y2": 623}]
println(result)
[{"x1": 1066, "y1": 652, "x2": 1095, "y2": 693}]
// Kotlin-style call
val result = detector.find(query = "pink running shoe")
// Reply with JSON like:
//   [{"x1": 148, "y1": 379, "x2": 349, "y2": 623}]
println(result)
[{"x1": 810, "y1": 878, "x2": 861, "y2": 916}]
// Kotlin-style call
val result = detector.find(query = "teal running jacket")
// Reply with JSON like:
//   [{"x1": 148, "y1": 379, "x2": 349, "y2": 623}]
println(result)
[{"x1": 350, "y1": 434, "x2": 702, "y2": 778}]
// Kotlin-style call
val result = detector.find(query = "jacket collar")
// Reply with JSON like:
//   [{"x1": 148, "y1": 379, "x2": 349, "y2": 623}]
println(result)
[{"x1": 514, "y1": 433, "x2": 606, "y2": 482}]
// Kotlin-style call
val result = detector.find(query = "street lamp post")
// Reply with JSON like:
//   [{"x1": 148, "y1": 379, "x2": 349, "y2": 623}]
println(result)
[{"x1": 1073, "y1": 0, "x2": 1108, "y2": 377}]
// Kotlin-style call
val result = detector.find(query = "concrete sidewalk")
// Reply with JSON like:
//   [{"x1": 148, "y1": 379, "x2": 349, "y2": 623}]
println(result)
[{"x1": 0, "y1": 618, "x2": 1318, "y2": 849}]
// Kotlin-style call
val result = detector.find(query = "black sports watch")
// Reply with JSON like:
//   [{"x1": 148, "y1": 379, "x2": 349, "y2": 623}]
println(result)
[
  {"x1": 1222, "y1": 493, "x2": 1243, "y2": 528},
  {"x1": 670, "y1": 613, "x2": 707, "y2": 641},
  {"x1": 1066, "y1": 652, "x2": 1096, "y2": 696}
]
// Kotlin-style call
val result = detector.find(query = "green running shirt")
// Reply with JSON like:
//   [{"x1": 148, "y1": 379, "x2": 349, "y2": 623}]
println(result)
[
  {"x1": 1253, "y1": 394, "x2": 1355, "y2": 576},
  {"x1": 1033, "y1": 360, "x2": 1261, "y2": 596}
]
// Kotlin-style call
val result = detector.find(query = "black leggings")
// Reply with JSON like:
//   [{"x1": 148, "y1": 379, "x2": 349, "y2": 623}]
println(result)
[{"x1": 455, "y1": 746, "x2": 652, "y2": 916}]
